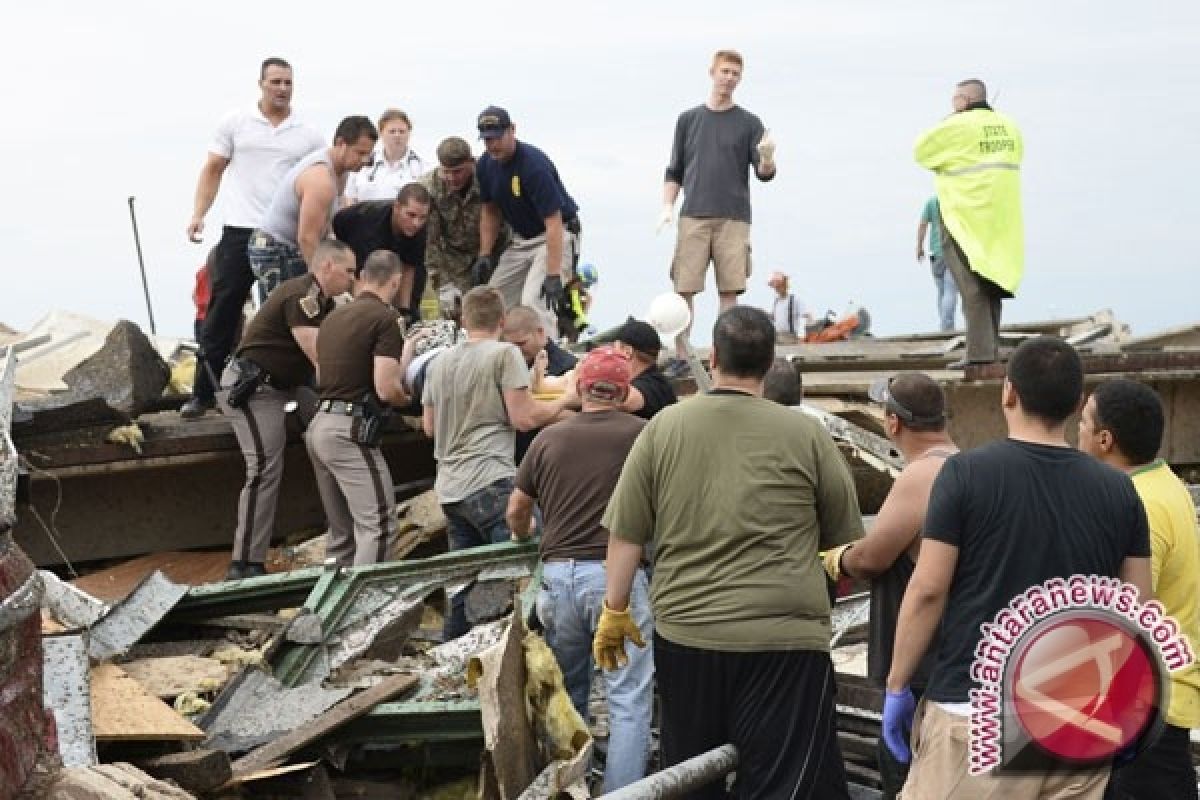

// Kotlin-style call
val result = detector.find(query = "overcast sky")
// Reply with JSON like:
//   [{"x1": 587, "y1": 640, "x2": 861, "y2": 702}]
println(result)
[{"x1": 3, "y1": 1, "x2": 1197, "y2": 343}]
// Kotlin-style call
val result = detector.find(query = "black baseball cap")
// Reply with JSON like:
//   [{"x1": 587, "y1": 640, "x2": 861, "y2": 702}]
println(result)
[
  {"x1": 477, "y1": 106, "x2": 512, "y2": 140},
  {"x1": 868, "y1": 373, "x2": 947, "y2": 426},
  {"x1": 614, "y1": 317, "x2": 662, "y2": 358}
]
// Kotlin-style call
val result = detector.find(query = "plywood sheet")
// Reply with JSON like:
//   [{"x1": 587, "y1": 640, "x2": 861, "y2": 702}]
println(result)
[
  {"x1": 90, "y1": 663, "x2": 204, "y2": 741},
  {"x1": 72, "y1": 551, "x2": 232, "y2": 603}
]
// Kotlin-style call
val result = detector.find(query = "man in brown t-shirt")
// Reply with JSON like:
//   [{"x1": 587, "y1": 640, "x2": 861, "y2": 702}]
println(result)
[
  {"x1": 216, "y1": 239, "x2": 357, "y2": 580},
  {"x1": 306, "y1": 250, "x2": 420, "y2": 566},
  {"x1": 507, "y1": 346, "x2": 653, "y2": 792}
]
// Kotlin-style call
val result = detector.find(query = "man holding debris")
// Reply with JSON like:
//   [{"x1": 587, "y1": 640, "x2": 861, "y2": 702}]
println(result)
[
  {"x1": 915, "y1": 79, "x2": 1023, "y2": 369},
  {"x1": 216, "y1": 239, "x2": 357, "y2": 580},
  {"x1": 1078, "y1": 379, "x2": 1200, "y2": 799},
  {"x1": 183, "y1": 57, "x2": 325, "y2": 419},
  {"x1": 885, "y1": 337, "x2": 1151, "y2": 798},
  {"x1": 507, "y1": 346, "x2": 653, "y2": 791},
  {"x1": 307, "y1": 251, "x2": 421, "y2": 567},
  {"x1": 821, "y1": 372, "x2": 957, "y2": 799},
  {"x1": 422, "y1": 287, "x2": 575, "y2": 640},
  {"x1": 597, "y1": 306, "x2": 862, "y2": 798}
]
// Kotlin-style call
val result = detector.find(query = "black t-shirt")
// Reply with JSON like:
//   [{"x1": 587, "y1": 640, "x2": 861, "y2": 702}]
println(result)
[
  {"x1": 476, "y1": 141, "x2": 578, "y2": 239},
  {"x1": 630, "y1": 365, "x2": 678, "y2": 420},
  {"x1": 332, "y1": 200, "x2": 427, "y2": 311},
  {"x1": 923, "y1": 439, "x2": 1151, "y2": 703}
]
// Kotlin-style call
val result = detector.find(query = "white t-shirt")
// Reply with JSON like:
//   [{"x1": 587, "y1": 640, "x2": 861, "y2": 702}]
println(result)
[
  {"x1": 344, "y1": 146, "x2": 427, "y2": 203},
  {"x1": 209, "y1": 108, "x2": 325, "y2": 229},
  {"x1": 770, "y1": 293, "x2": 809, "y2": 336}
]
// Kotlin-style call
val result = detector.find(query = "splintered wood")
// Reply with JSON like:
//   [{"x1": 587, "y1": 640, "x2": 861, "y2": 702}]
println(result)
[{"x1": 89, "y1": 664, "x2": 204, "y2": 741}]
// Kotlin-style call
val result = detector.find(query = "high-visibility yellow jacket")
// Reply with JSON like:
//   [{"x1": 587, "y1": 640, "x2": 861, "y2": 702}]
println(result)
[{"x1": 914, "y1": 108, "x2": 1024, "y2": 295}]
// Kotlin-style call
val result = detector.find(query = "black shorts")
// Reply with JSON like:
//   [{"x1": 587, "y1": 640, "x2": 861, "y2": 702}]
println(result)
[
  {"x1": 1106, "y1": 723, "x2": 1198, "y2": 800},
  {"x1": 655, "y1": 633, "x2": 850, "y2": 799}
]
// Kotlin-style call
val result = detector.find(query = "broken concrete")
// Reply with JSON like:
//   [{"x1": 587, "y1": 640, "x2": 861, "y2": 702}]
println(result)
[
  {"x1": 60, "y1": 320, "x2": 171, "y2": 418},
  {"x1": 137, "y1": 748, "x2": 231, "y2": 794},
  {"x1": 47, "y1": 762, "x2": 196, "y2": 800},
  {"x1": 465, "y1": 580, "x2": 516, "y2": 627}
]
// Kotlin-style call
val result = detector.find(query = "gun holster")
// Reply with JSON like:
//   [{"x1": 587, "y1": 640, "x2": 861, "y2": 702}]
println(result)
[
  {"x1": 226, "y1": 358, "x2": 265, "y2": 409},
  {"x1": 353, "y1": 393, "x2": 392, "y2": 447}
]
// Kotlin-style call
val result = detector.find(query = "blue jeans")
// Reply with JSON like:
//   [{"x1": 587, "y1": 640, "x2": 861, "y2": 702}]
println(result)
[
  {"x1": 248, "y1": 230, "x2": 306, "y2": 302},
  {"x1": 931, "y1": 256, "x2": 958, "y2": 332},
  {"x1": 538, "y1": 560, "x2": 654, "y2": 792},
  {"x1": 442, "y1": 477, "x2": 514, "y2": 640}
]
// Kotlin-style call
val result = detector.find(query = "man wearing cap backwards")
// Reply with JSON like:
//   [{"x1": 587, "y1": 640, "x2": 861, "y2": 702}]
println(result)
[
  {"x1": 472, "y1": 106, "x2": 580, "y2": 334},
  {"x1": 422, "y1": 286, "x2": 576, "y2": 641},
  {"x1": 420, "y1": 137, "x2": 511, "y2": 298},
  {"x1": 1078, "y1": 379, "x2": 1200, "y2": 800},
  {"x1": 658, "y1": 49, "x2": 777, "y2": 373},
  {"x1": 612, "y1": 318, "x2": 677, "y2": 420},
  {"x1": 507, "y1": 347, "x2": 653, "y2": 791},
  {"x1": 597, "y1": 306, "x2": 863, "y2": 798},
  {"x1": 821, "y1": 373, "x2": 957, "y2": 800},
  {"x1": 885, "y1": 336, "x2": 1150, "y2": 798}
]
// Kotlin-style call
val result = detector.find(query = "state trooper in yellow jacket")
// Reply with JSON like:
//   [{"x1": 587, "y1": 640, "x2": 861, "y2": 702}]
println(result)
[
  {"x1": 216, "y1": 239, "x2": 357, "y2": 580},
  {"x1": 306, "y1": 250, "x2": 421, "y2": 566},
  {"x1": 915, "y1": 79, "x2": 1023, "y2": 368}
]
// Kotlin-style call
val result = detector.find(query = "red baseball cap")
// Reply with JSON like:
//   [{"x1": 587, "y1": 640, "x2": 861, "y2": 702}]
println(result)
[{"x1": 577, "y1": 346, "x2": 632, "y2": 401}]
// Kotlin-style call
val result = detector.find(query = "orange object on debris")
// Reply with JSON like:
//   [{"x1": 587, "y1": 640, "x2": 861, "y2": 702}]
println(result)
[{"x1": 805, "y1": 308, "x2": 872, "y2": 343}]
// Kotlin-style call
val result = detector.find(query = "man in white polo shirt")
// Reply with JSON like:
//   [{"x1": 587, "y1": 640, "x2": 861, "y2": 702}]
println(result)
[{"x1": 182, "y1": 56, "x2": 324, "y2": 419}]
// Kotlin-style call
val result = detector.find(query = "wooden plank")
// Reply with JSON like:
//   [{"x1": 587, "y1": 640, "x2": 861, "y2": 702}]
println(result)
[
  {"x1": 119, "y1": 655, "x2": 228, "y2": 699},
  {"x1": 89, "y1": 663, "x2": 204, "y2": 741},
  {"x1": 231, "y1": 672, "x2": 418, "y2": 776},
  {"x1": 71, "y1": 550, "x2": 233, "y2": 603}
]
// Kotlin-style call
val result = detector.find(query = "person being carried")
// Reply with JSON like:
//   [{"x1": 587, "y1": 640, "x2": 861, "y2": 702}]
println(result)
[{"x1": 507, "y1": 347, "x2": 654, "y2": 791}]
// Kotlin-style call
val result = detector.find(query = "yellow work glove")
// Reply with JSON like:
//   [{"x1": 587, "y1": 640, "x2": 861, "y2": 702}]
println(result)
[
  {"x1": 593, "y1": 601, "x2": 646, "y2": 671},
  {"x1": 822, "y1": 543, "x2": 853, "y2": 582}
]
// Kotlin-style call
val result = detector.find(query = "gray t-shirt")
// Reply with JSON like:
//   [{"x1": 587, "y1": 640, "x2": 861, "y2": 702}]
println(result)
[
  {"x1": 665, "y1": 105, "x2": 768, "y2": 223},
  {"x1": 422, "y1": 338, "x2": 530, "y2": 503}
]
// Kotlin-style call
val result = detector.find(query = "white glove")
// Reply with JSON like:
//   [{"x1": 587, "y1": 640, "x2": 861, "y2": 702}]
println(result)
[
  {"x1": 757, "y1": 130, "x2": 776, "y2": 165},
  {"x1": 655, "y1": 203, "x2": 675, "y2": 235}
]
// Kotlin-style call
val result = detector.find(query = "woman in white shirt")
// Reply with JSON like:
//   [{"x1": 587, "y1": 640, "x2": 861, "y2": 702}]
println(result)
[{"x1": 342, "y1": 108, "x2": 426, "y2": 205}]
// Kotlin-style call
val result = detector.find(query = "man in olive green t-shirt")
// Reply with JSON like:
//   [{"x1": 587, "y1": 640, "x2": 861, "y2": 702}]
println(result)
[{"x1": 594, "y1": 306, "x2": 864, "y2": 799}]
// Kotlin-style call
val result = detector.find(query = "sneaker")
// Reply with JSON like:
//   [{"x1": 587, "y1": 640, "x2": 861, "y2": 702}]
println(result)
[
  {"x1": 662, "y1": 357, "x2": 691, "y2": 379},
  {"x1": 180, "y1": 397, "x2": 215, "y2": 419}
]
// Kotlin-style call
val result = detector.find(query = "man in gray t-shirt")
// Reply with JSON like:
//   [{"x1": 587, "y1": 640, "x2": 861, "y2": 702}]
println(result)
[
  {"x1": 421, "y1": 286, "x2": 575, "y2": 640},
  {"x1": 658, "y1": 49, "x2": 778, "y2": 366}
]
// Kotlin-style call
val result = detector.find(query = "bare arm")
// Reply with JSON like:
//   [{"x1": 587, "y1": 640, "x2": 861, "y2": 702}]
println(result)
[
  {"x1": 395, "y1": 264, "x2": 416, "y2": 311},
  {"x1": 506, "y1": 488, "x2": 536, "y2": 540},
  {"x1": 916, "y1": 220, "x2": 929, "y2": 261},
  {"x1": 543, "y1": 212, "x2": 564, "y2": 278},
  {"x1": 422, "y1": 405, "x2": 435, "y2": 439},
  {"x1": 290, "y1": 326, "x2": 319, "y2": 369},
  {"x1": 887, "y1": 539, "x2": 958, "y2": 691},
  {"x1": 479, "y1": 202, "x2": 502, "y2": 257},
  {"x1": 620, "y1": 385, "x2": 647, "y2": 415},
  {"x1": 188, "y1": 154, "x2": 230, "y2": 241},
  {"x1": 662, "y1": 181, "x2": 681, "y2": 207},
  {"x1": 842, "y1": 460, "x2": 941, "y2": 580},
  {"x1": 503, "y1": 387, "x2": 571, "y2": 432},
  {"x1": 296, "y1": 169, "x2": 336, "y2": 266},
  {"x1": 1119, "y1": 556, "x2": 1152, "y2": 603},
  {"x1": 372, "y1": 355, "x2": 407, "y2": 406},
  {"x1": 604, "y1": 535, "x2": 644, "y2": 612}
]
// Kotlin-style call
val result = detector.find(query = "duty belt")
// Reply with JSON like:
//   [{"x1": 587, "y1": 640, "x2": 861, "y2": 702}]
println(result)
[{"x1": 319, "y1": 399, "x2": 366, "y2": 416}]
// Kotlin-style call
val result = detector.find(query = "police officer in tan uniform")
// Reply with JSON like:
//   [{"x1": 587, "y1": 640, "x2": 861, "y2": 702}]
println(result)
[
  {"x1": 217, "y1": 239, "x2": 357, "y2": 580},
  {"x1": 307, "y1": 250, "x2": 420, "y2": 566}
]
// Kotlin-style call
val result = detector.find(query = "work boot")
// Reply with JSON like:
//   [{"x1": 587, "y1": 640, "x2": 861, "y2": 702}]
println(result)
[
  {"x1": 224, "y1": 561, "x2": 246, "y2": 581},
  {"x1": 180, "y1": 396, "x2": 215, "y2": 419},
  {"x1": 241, "y1": 562, "x2": 267, "y2": 579}
]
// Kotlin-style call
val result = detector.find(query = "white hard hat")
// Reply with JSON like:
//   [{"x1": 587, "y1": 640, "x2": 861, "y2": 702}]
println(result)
[{"x1": 645, "y1": 292, "x2": 692, "y2": 342}]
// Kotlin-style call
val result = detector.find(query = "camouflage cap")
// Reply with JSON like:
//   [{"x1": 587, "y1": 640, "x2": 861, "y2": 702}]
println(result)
[{"x1": 436, "y1": 136, "x2": 473, "y2": 167}]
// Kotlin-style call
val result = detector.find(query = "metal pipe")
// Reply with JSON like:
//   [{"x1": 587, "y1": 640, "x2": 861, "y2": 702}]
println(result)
[
  {"x1": 598, "y1": 744, "x2": 738, "y2": 799},
  {"x1": 127, "y1": 196, "x2": 157, "y2": 335}
]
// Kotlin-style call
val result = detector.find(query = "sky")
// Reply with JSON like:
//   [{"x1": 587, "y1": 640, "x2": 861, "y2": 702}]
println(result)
[{"x1": 3, "y1": 1, "x2": 1197, "y2": 344}]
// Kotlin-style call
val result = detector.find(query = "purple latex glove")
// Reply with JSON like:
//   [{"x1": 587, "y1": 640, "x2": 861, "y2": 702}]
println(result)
[{"x1": 882, "y1": 687, "x2": 916, "y2": 764}]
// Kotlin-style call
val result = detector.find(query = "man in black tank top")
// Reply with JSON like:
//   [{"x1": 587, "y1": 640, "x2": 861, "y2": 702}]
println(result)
[{"x1": 822, "y1": 372, "x2": 957, "y2": 800}]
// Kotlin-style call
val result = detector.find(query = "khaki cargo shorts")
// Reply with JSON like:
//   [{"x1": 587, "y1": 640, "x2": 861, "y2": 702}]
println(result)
[{"x1": 670, "y1": 216, "x2": 751, "y2": 294}]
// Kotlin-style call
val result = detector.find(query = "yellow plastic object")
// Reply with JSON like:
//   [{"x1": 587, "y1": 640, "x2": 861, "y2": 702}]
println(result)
[{"x1": 532, "y1": 391, "x2": 564, "y2": 401}]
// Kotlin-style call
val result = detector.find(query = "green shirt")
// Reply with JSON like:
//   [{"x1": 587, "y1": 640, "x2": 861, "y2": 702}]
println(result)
[
  {"x1": 921, "y1": 195, "x2": 942, "y2": 260},
  {"x1": 603, "y1": 391, "x2": 864, "y2": 652}
]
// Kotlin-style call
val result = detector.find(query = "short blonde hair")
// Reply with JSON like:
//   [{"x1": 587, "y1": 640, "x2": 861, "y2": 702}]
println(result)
[
  {"x1": 462, "y1": 286, "x2": 506, "y2": 331},
  {"x1": 377, "y1": 108, "x2": 412, "y2": 131},
  {"x1": 711, "y1": 49, "x2": 744, "y2": 70}
]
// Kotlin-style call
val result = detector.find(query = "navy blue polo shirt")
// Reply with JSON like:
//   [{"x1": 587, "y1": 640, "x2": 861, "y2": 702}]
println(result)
[{"x1": 476, "y1": 141, "x2": 578, "y2": 239}]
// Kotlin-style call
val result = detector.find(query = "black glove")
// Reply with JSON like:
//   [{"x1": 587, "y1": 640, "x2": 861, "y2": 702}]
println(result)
[
  {"x1": 470, "y1": 256, "x2": 494, "y2": 287},
  {"x1": 541, "y1": 274, "x2": 565, "y2": 310}
]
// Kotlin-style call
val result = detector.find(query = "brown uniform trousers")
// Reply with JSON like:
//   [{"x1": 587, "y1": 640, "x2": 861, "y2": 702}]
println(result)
[
  {"x1": 217, "y1": 363, "x2": 299, "y2": 564},
  {"x1": 304, "y1": 411, "x2": 394, "y2": 566},
  {"x1": 941, "y1": 214, "x2": 1004, "y2": 363}
]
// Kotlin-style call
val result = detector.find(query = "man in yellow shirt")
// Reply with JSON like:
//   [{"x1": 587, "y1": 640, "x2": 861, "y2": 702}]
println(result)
[{"x1": 1079, "y1": 377, "x2": 1200, "y2": 799}]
